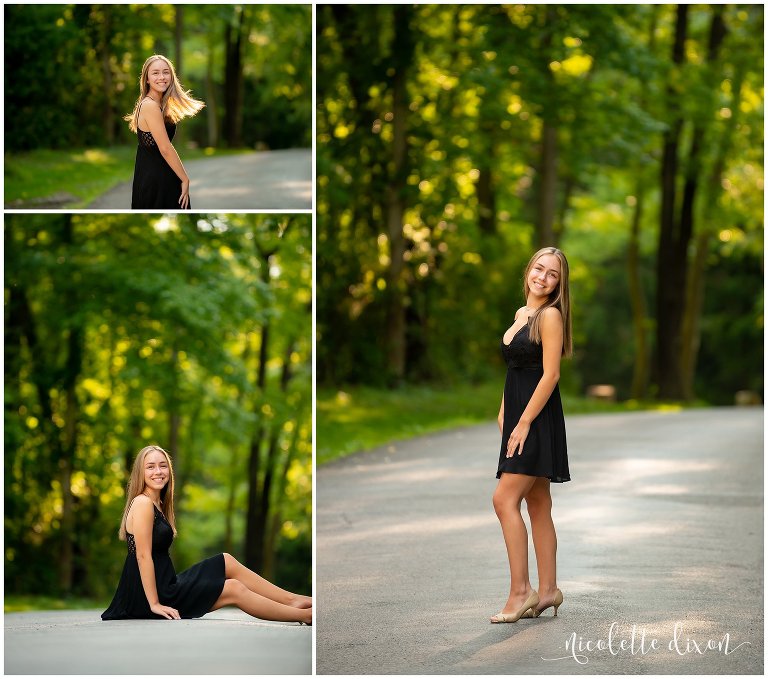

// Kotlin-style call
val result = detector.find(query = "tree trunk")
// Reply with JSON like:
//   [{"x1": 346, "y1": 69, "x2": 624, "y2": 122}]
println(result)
[
  {"x1": 628, "y1": 181, "x2": 649, "y2": 399},
  {"x1": 244, "y1": 432, "x2": 264, "y2": 570},
  {"x1": 205, "y1": 42, "x2": 218, "y2": 147},
  {"x1": 99, "y1": 7, "x2": 114, "y2": 145},
  {"x1": 255, "y1": 431, "x2": 279, "y2": 578},
  {"x1": 679, "y1": 6, "x2": 729, "y2": 400},
  {"x1": 223, "y1": 7, "x2": 248, "y2": 148},
  {"x1": 537, "y1": 121, "x2": 558, "y2": 247},
  {"x1": 246, "y1": 334, "x2": 295, "y2": 577},
  {"x1": 245, "y1": 319, "x2": 269, "y2": 570},
  {"x1": 627, "y1": 9, "x2": 658, "y2": 400},
  {"x1": 654, "y1": 4, "x2": 688, "y2": 399},
  {"x1": 384, "y1": 5, "x2": 414, "y2": 384},
  {"x1": 244, "y1": 245, "x2": 276, "y2": 571}
]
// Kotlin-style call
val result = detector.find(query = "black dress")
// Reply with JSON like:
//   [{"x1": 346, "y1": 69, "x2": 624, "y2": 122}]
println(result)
[
  {"x1": 102, "y1": 504, "x2": 225, "y2": 620},
  {"x1": 131, "y1": 101, "x2": 190, "y2": 210},
  {"x1": 496, "y1": 320, "x2": 570, "y2": 482}
]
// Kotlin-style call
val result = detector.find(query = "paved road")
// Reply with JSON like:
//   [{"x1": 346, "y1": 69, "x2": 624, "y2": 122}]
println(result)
[
  {"x1": 88, "y1": 148, "x2": 311, "y2": 210},
  {"x1": 317, "y1": 407, "x2": 763, "y2": 675},
  {"x1": 5, "y1": 608, "x2": 311, "y2": 674}
]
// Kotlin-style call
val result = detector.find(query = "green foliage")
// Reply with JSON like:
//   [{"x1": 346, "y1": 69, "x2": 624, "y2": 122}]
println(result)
[
  {"x1": 4, "y1": 4, "x2": 311, "y2": 151},
  {"x1": 5, "y1": 147, "x2": 136, "y2": 207},
  {"x1": 317, "y1": 383, "x2": 709, "y2": 465},
  {"x1": 317, "y1": 4, "x2": 764, "y2": 404},
  {"x1": 5, "y1": 215, "x2": 311, "y2": 598}
]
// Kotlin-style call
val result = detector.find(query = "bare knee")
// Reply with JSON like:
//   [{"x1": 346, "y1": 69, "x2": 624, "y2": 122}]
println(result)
[
  {"x1": 493, "y1": 487, "x2": 521, "y2": 518},
  {"x1": 492, "y1": 487, "x2": 505, "y2": 517},
  {"x1": 223, "y1": 552, "x2": 240, "y2": 577},
  {"x1": 525, "y1": 492, "x2": 552, "y2": 519},
  {"x1": 221, "y1": 578, "x2": 247, "y2": 604}
]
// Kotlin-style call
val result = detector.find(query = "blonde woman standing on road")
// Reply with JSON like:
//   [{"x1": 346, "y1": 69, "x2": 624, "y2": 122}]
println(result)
[
  {"x1": 491, "y1": 247, "x2": 572, "y2": 623},
  {"x1": 125, "y1": 55, "x2": 204, "y2": 209}
]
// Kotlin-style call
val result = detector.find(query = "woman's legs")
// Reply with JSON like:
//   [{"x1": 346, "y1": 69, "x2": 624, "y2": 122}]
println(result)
[
  {"x1": 222, "y1": 553, "x2": 311, "y2": 608},
  {"x1": 212, "y1": 578, "x2": 312, "y2": 624},
  {"x1": 492, "y1": 472, "x2": 538, "y2": 613},
  {"x1": 524, "y1": 477, "x2": 560, "y2": 608}
]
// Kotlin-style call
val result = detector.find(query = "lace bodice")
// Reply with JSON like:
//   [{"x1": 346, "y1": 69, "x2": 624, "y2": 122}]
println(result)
[
  {"x1": 137, "y1": 121, "x2": 176, "y2": 149},
  {"x1": 125, "y1": 505, "x2": 173, "y2": 554},
  {"x1": 500, "y1": 322, "x2": 543, "y2": 369}
]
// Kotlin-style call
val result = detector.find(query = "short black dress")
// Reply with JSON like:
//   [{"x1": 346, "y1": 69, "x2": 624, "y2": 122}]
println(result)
[
  {"x1": 102, "y1": 504, "x2": 225, "y2": 620},
  {"x1": 131, "y1": 101, "x2": 190, "y2": 210},
  {"x1": 496, "y1": 320, "x2": 570, "y2": 482}
]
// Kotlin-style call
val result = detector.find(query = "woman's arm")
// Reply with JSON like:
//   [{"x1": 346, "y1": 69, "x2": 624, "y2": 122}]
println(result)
[
  {"x1": 506, "y1": 307, "x2": 563, "y2": 457},
  {"x1": 131, "y1": 495, "x2": 180, "y2": 620},
  {"x1": 141, "y1": 100, "x2": 191, "y2": 209}
]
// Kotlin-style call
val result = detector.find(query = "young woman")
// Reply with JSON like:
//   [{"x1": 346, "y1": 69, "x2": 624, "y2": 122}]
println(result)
[
  {"x1": 490, "y1": 247, "x2": 572, "y2": 624},
  {"x1": 124, "y1": 55, "x2": 205, "y2": 210},
  {"x1": 102, "y1": 445, "x2": 312, "y2": 624}
]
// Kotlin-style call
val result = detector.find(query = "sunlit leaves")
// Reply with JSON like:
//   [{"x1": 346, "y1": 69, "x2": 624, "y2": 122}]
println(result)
[
  {"x1": 5, "y1": 214, "x2": 312, "y2": 595},
  {"x1": 317, "y1": 3, "x2": 763, "y2": 402}
]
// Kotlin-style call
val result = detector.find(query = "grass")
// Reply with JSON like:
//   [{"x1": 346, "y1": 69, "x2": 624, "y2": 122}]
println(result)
[
  {"x1": 317, "y1": 382, "x2": 707, "y2": 465},
  {"x1": 5, "y1": 145, "x2": 253, "y2": 208},
  {"x1": 5, "y1": 595, "x2": 109, "y2": 613}
]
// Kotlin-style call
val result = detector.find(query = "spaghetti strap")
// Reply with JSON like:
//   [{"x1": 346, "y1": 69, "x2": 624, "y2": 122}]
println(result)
[{"x1": 136, "y1": 97, "x2": 153, "y2": 122}]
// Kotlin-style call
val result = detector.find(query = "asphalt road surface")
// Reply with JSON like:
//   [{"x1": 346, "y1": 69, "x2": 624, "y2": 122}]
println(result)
[
  {"x1": 5, "y1": 608, "x2": 311, "y2": 674},
  {"x1": 87, "y1": 148, "x2": 311, "y2": 210},
  {"x1": 317, "y1": 407, "x2": 763, "y2": 674}
]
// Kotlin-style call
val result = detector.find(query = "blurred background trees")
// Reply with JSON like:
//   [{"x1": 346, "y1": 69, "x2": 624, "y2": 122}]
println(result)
[
  {"x1": 5, "y1": 4, "x2": 311, "y2": 151},
  {"x1": 316, "y1": 4, "x2": 763, "y2": 404},
  {"x1": 5, "y1": 215, "x2": 311, "y2": 600}
]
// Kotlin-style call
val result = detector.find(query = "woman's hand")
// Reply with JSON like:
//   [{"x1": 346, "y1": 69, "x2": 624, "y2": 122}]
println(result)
[
  {"x1": 179, "y1": 180, "x2": 190, "y2": 209},
  {"x1": 150, "y1": 603, "x2": 181, "y2": 620},
  {"x1": 506, "y1": 420, "x2": 530, "y2": 457}
]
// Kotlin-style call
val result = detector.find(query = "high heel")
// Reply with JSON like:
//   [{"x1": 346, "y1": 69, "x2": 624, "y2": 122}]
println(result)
[
  {"x1": 490, "y1": 591, "x2": 539, "y2": 624},
  {"x1": 531, "y1": 589, "x2": 564, "y2": 618}
]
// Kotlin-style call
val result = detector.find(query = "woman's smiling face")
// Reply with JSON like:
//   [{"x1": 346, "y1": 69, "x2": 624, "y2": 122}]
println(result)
[
  {"x1": 146, "y1": 59, "x2": 171, "y2": 94},
  {"x1": 143, "y1": 450, "x2": 169, "y2": 491},
  {"x1": 527, "y1": 253, "x2": 561, "y2": 299}
]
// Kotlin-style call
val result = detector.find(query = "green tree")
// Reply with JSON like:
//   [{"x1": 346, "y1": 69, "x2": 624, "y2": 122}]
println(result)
[{"x1": 5, "y1": 214, "x2": 312, "y2": 599}]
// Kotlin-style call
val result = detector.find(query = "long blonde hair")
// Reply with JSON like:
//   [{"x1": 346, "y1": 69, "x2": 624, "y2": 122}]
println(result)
[
  {"x1": 119, "y1": 445, "x2": 177, "y2": 540},
  {"x1": 523, "y1": 247, "x2": 573, "y2": 357},
  {"x1": 124, "y1": 55, "x2": 205, "y2": 133}
]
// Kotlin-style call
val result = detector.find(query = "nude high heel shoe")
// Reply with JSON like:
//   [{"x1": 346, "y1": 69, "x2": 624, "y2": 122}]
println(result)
[
  {"x1": 490, "y1": 591, "x2": 539, "y2": 624},
  {"x1": 524, "y1": 588, "x2": 564, "y2": 618}
]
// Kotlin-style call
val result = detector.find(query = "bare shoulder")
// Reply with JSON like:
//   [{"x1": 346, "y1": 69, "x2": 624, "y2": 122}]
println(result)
[
  {"x1": 141, "y1": 99, "x2": 162, "y2": 117},
  {"x1": 540, "y1": 306, "x2": 563, "y2": 329},
  {"x1": 132, "y1": 493, "x2": 153, "y2": 507},
  {"x1": 127, "y1": 494, "x2": 153, "y2": 527},
  {"x1": 514, "y1": 306, "x2": 527, "y2": 320}
]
